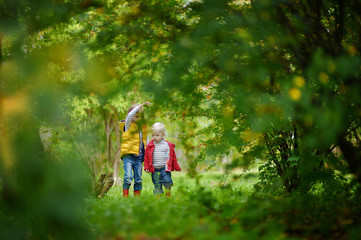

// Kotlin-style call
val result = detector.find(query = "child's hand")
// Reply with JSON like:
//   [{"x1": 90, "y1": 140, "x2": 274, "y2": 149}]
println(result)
[
  {"x1": 142, "y1": 101, "x2": 151, "y2": 106},
  {"x1": 145, "y1": 169, "x2": 149, "y2": 173}
]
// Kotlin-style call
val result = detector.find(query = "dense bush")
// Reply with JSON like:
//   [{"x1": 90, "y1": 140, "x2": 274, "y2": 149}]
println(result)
[{"x1": 86, "y1": 172, "x2": 361, "y2": 240}]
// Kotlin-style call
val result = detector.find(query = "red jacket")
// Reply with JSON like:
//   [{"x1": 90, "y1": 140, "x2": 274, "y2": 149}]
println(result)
[{"x1": 144, "y1": 140, "x2": 181, "y2": 173}]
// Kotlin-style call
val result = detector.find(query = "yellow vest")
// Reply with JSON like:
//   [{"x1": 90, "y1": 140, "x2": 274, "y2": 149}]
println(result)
[{"x1": 120, "y1": 121, "x2": 148, "y2": 157}]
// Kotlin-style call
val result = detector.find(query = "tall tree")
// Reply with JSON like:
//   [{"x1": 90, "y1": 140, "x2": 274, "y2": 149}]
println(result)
[{"x1": 143, "y1": 0, "x2": 361, "y2": 191}]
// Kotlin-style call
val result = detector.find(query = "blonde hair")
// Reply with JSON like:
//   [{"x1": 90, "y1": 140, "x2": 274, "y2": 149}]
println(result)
[{"x1": 151, "y1": 122, "x2": 166, "y2": 135}]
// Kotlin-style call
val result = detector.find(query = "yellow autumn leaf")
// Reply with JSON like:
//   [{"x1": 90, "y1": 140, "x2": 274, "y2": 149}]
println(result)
[
  {"x1": 242, "y1": 129, "x2": 262, "y2": 142},
  {"x1": 293, "y1": 76, "x2": 305, "y2": 87},
  {"x1": 3, "y1": 92, "x2": 27, "y2": 115},
  {"x1": 319, "y1": 72, "x2": 329, "y2": 84},
  {"x1": 347, "y1": 45, "x2": 357, "y2": 56},
  {"x1": 289, "y1": 88, "x2": 301, "y2": 101}
]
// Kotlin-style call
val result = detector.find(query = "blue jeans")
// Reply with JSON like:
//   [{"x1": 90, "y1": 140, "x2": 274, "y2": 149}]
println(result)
[
  {"x1": 122, "y1": 155, "x2": 143, "y2": 191},
  {"x1": 151, "y1": 168, "x2": 173, "y2": 194}
]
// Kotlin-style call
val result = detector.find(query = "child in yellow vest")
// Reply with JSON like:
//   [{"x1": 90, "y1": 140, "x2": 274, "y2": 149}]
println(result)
[{"x1": 119, "y1": 101, "x2": 150, "y2": 197}]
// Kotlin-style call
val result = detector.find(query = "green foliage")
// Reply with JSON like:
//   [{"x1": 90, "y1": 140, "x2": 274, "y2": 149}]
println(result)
[
  {"x1": 137, "y1": 0, "x2": 361, "y2": 192},
  {"x1": 0, "y1": 119, "x2": 91, "y2": 239},
  {"x1": 86, "y1": 171, "x2": 361, "y2": 240},
  {"x1": 2, "y1": 0, "x2": 361, "y2": 239},
  {"x1": 87, "y1": 171, "x2": 258, "y2": 240}
]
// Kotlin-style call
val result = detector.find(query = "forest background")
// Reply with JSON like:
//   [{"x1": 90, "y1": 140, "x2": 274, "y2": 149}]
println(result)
[{"x1": 1, "y1": 0, "x2": 361, "y2": 239}]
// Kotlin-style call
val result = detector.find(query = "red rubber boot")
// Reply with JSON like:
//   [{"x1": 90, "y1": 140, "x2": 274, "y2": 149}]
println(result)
[
  {"x1": 165, "y1": 188, "x2": 171, "y2": 198},
  {"x1": 123, "y1": 189, "x2": 129, "y2": 198}
]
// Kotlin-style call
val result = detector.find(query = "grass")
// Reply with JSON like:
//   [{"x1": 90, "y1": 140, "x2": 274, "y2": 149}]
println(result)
[
  {"x1": 85, "y1": 170, "x2": 260, "y2": 240},
  {"x1": 84, "y1": 167, "x2": 361, "y2": 240}
]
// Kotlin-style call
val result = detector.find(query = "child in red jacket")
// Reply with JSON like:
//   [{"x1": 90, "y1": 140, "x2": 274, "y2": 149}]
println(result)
[{"x1": 144, "y1": 122, "x2": 181, "y2": 197}]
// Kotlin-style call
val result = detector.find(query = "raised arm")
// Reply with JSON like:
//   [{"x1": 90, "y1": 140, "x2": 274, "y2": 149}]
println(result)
[
  {"x1": 124, "y1": 101, "x2": 151, "y2": 132},
  {"x1": 124, "y1": 105, "x2": 141, "y2": 132}
]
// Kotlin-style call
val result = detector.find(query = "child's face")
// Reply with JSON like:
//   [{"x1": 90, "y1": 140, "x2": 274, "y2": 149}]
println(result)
[
  {"x1": 134, "y1": 111, "x2": 144, "y2": 122},
  {"x1": 152, "y1": 130, "x2": 164, "y2": 143},
  {"x1": 133, "y1": 113, "x2": 140, "y2": 122}
]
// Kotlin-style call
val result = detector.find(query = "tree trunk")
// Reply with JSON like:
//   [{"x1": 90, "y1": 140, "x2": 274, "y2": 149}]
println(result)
[
  {"x1": 95, "y1": 173, "x2": 106, "y2": 195},
  {"x1": 105, "y1": 116, "x2": 111, "y2": 165},
  {"x1": 95, "y1": 172, "x2": 114, "y2": 198},
  {"x1": 112, "y1": 107, "x2": 122, "y2": 186},
  {"x1": 338, "y1": 135, "x2": 361, "y2": 185},
  {"x1": 99, "y1": 173, "x2": 114, "y2": 198},
  {"x1": 0, "y1": 34, "x2": 3, "y2": 119}
]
